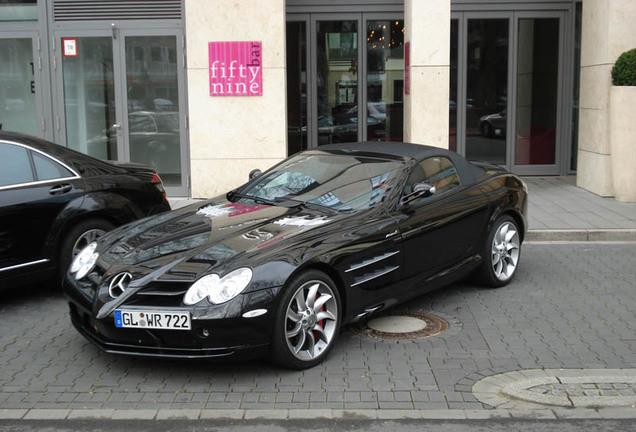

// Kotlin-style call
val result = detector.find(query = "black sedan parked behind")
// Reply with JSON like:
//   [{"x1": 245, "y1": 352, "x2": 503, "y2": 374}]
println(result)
[
  {"x1": 0, "y1": 131, "x2": 171, "y2": 288},
  {"x1": 64, "y1": 142, "x2": 527, "y2": 369}
]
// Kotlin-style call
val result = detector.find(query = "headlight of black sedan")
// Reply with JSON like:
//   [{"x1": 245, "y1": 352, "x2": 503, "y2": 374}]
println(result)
[{"x1": 183, "y1": 267, "x2": 253, "y2": 305}]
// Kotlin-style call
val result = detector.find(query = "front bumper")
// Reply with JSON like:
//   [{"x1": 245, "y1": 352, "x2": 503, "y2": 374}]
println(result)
[{"x1": 65, "y1": 280, "x2": 282, "y2": 360}]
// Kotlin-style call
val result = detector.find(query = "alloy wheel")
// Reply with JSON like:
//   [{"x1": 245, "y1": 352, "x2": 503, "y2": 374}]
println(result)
[
  {"x1": 71, "y1": 229, "x2": 106, "y2": 257},
  {"x1": 491, "y1": 221, "x2": 520, "y2": 281},
  {"x1": 284, "y1": 280, "x2": 338, "y2": 361}
]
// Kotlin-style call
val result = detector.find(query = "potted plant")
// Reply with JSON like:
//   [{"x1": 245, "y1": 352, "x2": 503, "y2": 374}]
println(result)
[{"x1": 610, "y1": 48, "x2": 636, "y2": 202}]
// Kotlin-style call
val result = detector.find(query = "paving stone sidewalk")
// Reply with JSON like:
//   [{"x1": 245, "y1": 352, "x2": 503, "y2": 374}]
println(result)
[
  {"x1": 524, "y1": 177, "x2": 636, "y2": 241},
  {"x1": 1, "y1": 243, "x2": 635, "y2": 420}
]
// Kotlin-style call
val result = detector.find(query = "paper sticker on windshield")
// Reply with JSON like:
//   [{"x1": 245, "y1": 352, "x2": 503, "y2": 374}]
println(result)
[
  {"x1": 274, "y1": 216, "x2": 332, "y2": 227},
  {"x1": 197, "y1": 203, "x2": 267, "y2": 218},
  {"x1": 196, "y1": 204, "x2": 234, "y2": 218}
]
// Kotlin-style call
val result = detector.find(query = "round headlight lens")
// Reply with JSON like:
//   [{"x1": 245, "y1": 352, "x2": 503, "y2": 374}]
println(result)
[
  {"x1": 183, "y1": 274, "x2": 220, "y2": 305},
  {"x1": 183, "y1": 268, "x2": 253, "y2": 305},
  {"x1": 70, "y1": 242, "x2": 99, "y2": 280}
]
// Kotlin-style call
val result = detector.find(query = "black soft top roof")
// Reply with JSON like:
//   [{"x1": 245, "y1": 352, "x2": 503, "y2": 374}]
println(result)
[{"x1": 313, "y1": 141, "x2": 487, "y2": 186}]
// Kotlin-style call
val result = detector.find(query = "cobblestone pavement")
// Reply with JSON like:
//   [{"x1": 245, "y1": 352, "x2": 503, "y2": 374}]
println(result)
[{"x1": 1, "y1": 243, "x2": 635, "y2": 417}]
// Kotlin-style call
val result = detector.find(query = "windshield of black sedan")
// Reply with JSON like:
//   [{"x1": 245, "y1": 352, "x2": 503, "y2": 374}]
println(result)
[{"x1": 238, "y1": 152, "x2": 404, "y2": 211}]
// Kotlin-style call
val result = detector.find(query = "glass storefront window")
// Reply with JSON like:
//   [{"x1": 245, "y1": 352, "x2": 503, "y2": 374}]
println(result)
[
  {"x1": 286, "y1": 21, "x2": 308, "y2": 156},
  {"x1": 125, "y1": 36, "x2": 181, "y2": 186},
  {"x1": 0, "y1": 1, "x2": 37, "y2": 22},
  {"x1": 0, "y1": 38, "x2": 37, "y2": 135},
  {"x1": 316, "y1": 20, "x2": 358, "y2": 145},
  {"x1": 62, "y1": 37, "x2": 117, "y2": 160},
  {"x1": 465, "y1": 19, "x2": 509, "y2": 165},
  {"x1": 366, "y1": 19, "x2": 404, "y2": 142}
]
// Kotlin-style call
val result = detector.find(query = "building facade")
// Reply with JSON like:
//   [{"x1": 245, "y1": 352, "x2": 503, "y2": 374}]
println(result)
[{"x1": 1, "y1": 0, "x2": 634, "y2": 198}]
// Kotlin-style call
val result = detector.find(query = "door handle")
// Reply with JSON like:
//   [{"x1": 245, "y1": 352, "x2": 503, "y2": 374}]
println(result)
[{"x1": 49, "y1": 184, "x2": 72, "y2": 195}]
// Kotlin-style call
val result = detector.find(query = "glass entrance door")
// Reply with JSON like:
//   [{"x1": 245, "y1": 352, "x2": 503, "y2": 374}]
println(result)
[
  {"x1": 287, "y1": 12, "x2": 404, "y2": 154},
  {"x1": 314, "y1": 19, "x2": 360, "y2": 145},
  {"x1": 61, "y1": 36, "x2": 117, "y2": 160},
  {"x1": 512, "y1": 14, "x2": 562, "y2": 173},
  {"x1": 124, "y1": 35, "x2": 182, "y2": 187},
  {"x1": 465, "y1": 18, "x2": 509, "y2": 165},
  {"x1": 452, "y1": 11, "x2": 564, "y2": 175},
  {"x1": 0, "y1": 34, "x2": 40, "y2": 136},
  {"x1": 55, "y1": 30, "x2": 187, "y2": 195}
]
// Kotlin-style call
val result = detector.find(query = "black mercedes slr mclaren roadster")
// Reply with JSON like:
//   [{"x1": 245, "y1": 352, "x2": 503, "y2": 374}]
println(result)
[{"x1": 64, "y1": 142, "x2": 527, "y2": 369}]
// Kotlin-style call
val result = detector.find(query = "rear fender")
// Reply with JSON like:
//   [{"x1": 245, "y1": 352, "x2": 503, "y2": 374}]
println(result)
[
  {"x1": 481, "y1": 180, "x2": 527, "y2": 244},
  {"x1": 43, "y1": 191, "x2": 144, "y2": 261}
]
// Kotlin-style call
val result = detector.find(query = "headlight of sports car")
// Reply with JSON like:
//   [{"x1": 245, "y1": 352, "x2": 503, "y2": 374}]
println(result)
[
  {"x1": 70, "y1": 242, "x2": 99, "y2": 280},
  {"x1": 184, "y1": 267, "x2": 253, "y2": 305}
]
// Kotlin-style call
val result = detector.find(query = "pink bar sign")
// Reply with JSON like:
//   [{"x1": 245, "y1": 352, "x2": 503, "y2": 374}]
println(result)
[{"x1": 208, "y1": 41, "x2": 262, "y2": 96}]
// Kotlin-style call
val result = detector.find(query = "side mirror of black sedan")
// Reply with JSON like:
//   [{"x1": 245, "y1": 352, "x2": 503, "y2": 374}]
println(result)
[
  {"x1": 400, "y1": 182, "x2": 436, "y2": 206},
  {"x1": 249, "y1": 169, "x2": 263, "y2": 180}
]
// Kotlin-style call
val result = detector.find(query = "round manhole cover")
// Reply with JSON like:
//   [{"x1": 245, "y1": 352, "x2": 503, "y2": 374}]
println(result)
[{"x1": 349, "y1": 311, "x2": 449, "y2": 340}]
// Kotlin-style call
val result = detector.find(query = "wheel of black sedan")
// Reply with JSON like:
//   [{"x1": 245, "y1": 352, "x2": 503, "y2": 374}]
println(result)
[
  {"x1": 58, "y1": 218, "x2": 115, "y2": 280},
  {"x1": 270, "y1": 270, "x2": 341, "y2": 369},
  {"x1": 474, "y1": 215, "x2": 521, "y2": 288}
]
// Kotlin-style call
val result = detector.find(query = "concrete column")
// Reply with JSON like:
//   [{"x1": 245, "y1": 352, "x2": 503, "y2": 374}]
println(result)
[
  {"x1": 403, "y1": 0, "x2": 450, "y2": 148},
  {"x1": 577, "y1": 0, "x2": 636, "y2": 196},
  {"x1": 185, "y1": 0, "x2": 287, "y2": 198}
]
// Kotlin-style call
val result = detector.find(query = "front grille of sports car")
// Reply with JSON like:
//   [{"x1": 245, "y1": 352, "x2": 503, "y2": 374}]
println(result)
[
  {"x1": 126, "y1": 281, "x2": 190, "y2": 307},
  {"x1": 76, "y1": 264, "x2": 192, "y2": 307}
]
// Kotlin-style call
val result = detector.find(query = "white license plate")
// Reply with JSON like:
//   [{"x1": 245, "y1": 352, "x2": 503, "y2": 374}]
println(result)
[{"x1": 114, "y1": 309, "x2": 191, "y2": 330}]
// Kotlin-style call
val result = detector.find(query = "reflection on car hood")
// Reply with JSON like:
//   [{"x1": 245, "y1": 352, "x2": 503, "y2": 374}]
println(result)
[{"x1": 96, "y1": 198, "x2": 346, "y2": 279}]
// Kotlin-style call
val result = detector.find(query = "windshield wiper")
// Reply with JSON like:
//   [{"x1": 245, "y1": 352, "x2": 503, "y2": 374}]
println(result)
[
  {"x1": 233, "y1": 193, "x2": 344, "y2": 214},
  {"x1": 231, "y1": 193, "x2": 277, "y2": 206},
  {"x1": 275, "y1": 197, "x2": 344, "y2": 215}
]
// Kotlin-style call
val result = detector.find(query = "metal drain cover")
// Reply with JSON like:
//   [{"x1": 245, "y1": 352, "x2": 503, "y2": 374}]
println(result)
[
  {"x1": 367, "y1": 315, "x2": 427, "y2": 333},
  {"x1": 350, "y1": 312, "x2": 449, "y2": 340}
]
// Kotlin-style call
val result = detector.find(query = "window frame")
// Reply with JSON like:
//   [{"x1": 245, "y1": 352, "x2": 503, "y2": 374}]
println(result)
[{"x1": 0, "y1": 140, "x2": 80, "y2": 191}]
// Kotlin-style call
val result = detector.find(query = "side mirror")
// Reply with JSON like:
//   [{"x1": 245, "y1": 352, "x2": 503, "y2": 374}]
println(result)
[
  {"x1": 248, "y1": 169, "x2": 262, "y2": 181},
  {"x1": 400, "y1": 182, "x2": 436, "y2": 206}
]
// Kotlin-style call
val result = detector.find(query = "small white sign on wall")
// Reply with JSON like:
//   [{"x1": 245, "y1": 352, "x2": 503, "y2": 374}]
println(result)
[{"x1": 63, "y1": 38, "x2": 78, "y2": 57}]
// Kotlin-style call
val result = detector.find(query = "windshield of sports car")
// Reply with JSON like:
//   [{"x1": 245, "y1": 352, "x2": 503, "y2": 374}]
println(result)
[{"x1": 236, "y1": 152, "x2": 404, "y2": 212}]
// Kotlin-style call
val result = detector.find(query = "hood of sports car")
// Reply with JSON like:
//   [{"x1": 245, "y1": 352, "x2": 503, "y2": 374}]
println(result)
[{"x1": 95, "y1": 197, "x2": 346, "y2": 282}]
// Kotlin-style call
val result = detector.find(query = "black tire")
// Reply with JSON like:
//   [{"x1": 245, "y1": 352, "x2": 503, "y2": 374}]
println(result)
[
  {"x1": 473, "y1": 215, "x2": 521, "y2": 288},
  {"x1": 57, "y1": 218, "x2": 115, "y2": 280},
  {"x1": 269, "y1": 270, "x2": 341, "y2": 369},
  {"x1": 481, "y1": 122, "x2": 492, "y2": 137}
]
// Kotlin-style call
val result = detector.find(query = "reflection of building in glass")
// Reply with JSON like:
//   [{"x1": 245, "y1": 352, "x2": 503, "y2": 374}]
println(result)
[{"x1": 0, "y1": 39, "x2": 37, "y2": 134}]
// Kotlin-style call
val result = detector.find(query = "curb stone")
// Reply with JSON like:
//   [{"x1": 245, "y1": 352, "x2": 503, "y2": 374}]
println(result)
[
  {"x1": 2, "y1": 407, "x2": 636, "y2": 421},
  {"x1": 525, "y1": 229, "x2": 636, "y2": 242}
]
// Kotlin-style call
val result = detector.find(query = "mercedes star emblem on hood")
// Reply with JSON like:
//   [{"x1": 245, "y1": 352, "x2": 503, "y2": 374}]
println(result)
[{"x1": 109, "y1": 272, "x2": 133, "y2": 298}]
